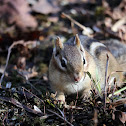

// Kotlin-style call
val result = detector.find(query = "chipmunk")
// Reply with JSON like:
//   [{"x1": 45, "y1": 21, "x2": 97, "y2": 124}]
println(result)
[{"x1": 49, "y1": 34, "x2": 124, "y2": 102}]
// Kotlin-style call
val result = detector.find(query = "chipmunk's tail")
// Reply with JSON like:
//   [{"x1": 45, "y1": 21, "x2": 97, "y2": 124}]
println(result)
[{"x1": 102, "y1": 39, "x2": 126, "y2": 72}]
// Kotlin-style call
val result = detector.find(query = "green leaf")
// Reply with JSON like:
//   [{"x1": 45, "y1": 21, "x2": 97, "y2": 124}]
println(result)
[{"x1": 108, "y1": 86, "x2": 126, "y2": 97}]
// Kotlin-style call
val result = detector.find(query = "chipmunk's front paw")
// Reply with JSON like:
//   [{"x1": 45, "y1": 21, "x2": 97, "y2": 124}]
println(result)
[
  {"x1": 82, "y1": 89, "x2": 91, "y2": 100},
  {"x1": 56, "y1": 93, "x2": 65, "y2": 105}
]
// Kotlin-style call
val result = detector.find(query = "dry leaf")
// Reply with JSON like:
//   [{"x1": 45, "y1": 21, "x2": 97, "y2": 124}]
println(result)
[
  {"x1": 112, "y1": 16, "x2": 126, "y2": 32},
  {"x1": 34, "y1": 105, "x2": 42, "y2": 113},
  {"x1": 0, "y1": 96, "x2": 43, "y2": 116},
  {"x1": 0, "y1": 0, "x2": 37, "y2": 30},
  {"x1": 112, "y1": 110, "x2": 126, "y2": 125},
  {"x1": 32, "y1": 0, "x2": 60, "y2": 14}
]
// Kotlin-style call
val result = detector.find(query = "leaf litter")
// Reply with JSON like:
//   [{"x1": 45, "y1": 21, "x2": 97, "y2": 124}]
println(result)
[{"x1": 0, "y1": 0, "x2": 126, "y2": 125}]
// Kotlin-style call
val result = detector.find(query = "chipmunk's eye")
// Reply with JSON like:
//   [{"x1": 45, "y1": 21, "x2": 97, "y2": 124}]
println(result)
[
  {"x1": 80, "y1": 48, "x2": 83, "y2": 52},
  {"x1": 80, "y1": 46, "x2": 84, "y2": 52},
  {"x1": 83, "y1": 58, "x2": 86, "y2": 65},
  {"x1": 61, "y1": 58, "x2": 67, "y2": 68}
]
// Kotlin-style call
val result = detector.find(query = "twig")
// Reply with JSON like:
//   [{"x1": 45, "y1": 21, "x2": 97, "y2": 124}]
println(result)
[
  {"x1": 3, "y1": 112, "x2": 8, "y2": 126},
  {"x1": 0, "y1": 40, "x2": 36, "y2": 87},
  {"x1": 47, "y1": 109, "x2": 73, "y2": 126},
  {"x1": 110, "y1": 98, "x2": 126, "y2": 107},
  {"x1": 0, "y1": 96, "x2": 44, "y2": 116},
  {"x1": 22, "y1": 87, "x2": 28, "y2": 103},
  {"x1": 104, "y1": 54, "x2": 109, "y2": 110},
  {"x1": 17, "y1": 70, "x2": 42, "y2": 95},
  {"x1": 93, "y1": 109, "x2": 98, "y2": 126},
  {"x1": 62, "y1": 12, "x2": 91, "y2": 36},
  {"x1": 112, "y1": 16, "x2": 126, "y2": 32},
  {"x1": 22, "y1": 87, "x2": 45, "y2": 114}
]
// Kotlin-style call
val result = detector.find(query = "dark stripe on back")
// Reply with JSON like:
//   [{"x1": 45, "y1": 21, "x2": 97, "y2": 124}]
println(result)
[
  {"x1": 77, "y1": 35, "x2": 99, "y2": 50},
  {"x1": 95, "y1": 46, "x2": 109, "y2": 58},
  {"x1": 66, "y1": 35, "x2": 102, "y2": 52}
]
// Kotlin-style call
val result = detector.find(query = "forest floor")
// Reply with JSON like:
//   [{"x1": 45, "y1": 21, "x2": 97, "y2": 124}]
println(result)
[{"x1": 0, "y1": 0, "x2": 126, "y2": 125}]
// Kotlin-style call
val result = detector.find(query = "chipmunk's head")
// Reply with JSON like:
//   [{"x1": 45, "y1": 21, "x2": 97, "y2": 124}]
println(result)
[{"x1": 53, "y1": 34, "x2": 88, "y2": 83}]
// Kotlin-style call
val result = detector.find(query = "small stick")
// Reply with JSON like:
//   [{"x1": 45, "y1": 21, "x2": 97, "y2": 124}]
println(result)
[
  {"x1": 62, "y1": 12, "x2": 91, "y2": 36},
  {"x1": 0, "y1": 40, "x2": 36, "y2": 87},
  {"x1": 47, "y1": 109, "x2": 73, "y2": 126},
  {"x1": 93, "y1": 109, "x2": 98, "y2": 126},
  {"x1": 110, "y1": 98, "x2": 126, "y2": 107},
  {"x1": 22, "y1": 87, "x2": 45, "y2": 114},
  {"x1": 104, "y1": 54, "x2": 109, "y2": 110}
]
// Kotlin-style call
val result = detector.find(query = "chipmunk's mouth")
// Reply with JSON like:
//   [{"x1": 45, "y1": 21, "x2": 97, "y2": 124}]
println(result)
[{"x1": 74, "y1": 72, "x2": 86, "y2": 83}]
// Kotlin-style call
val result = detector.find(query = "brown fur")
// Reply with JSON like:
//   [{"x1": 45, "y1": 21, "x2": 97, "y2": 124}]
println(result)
[{"x1": 49, "y1": 35, "x2": 124, "y2": 102}]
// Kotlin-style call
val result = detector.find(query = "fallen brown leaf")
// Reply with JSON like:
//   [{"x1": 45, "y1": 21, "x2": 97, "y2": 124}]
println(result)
[
  {"x1": 0, "y1": 96, "x2": 44, "y2": 116},
  {"x1": 112, "y1": 110, "x2": 126, "y2": 125},
  {"x1": 0, "y1": 0, "x2": 37, "y2": 30},
  {"x1": 111, "y1": 98, "x2": 126, "y2": 108},
  {"x1": 32, "y1": 0, "x2": 60, "y2": 14}
]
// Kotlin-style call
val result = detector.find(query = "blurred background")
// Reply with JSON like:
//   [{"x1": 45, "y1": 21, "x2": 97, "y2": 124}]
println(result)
[
  {"x1": 0, "y1": 0, "x2": 126, "y2": 125},
  {"x1": 0, "y1": 0, "x2": 126, "y2": 76}
]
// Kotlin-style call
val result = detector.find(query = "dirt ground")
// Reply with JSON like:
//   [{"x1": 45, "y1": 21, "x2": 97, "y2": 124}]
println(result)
[{"x1": 0, "y1": 0, "x2": 126, "y2": 125}]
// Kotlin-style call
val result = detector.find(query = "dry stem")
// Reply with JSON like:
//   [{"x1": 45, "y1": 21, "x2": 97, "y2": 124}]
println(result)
[
  {"x1": 62, "y1": 12, "x2": 91, "y2": 36},
  {"x1": 104, "y1": 54, "x2": 109, "y2": 110},
  {"x1": 47, "y1": 109, "x2": 73, "y2": 126},
  {"x1": 0, "y1": 40, "x2": 36, "y2": 87}
]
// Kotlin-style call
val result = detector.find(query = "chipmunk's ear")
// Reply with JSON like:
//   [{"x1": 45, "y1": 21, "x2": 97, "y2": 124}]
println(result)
[
  {"x1": 53, "y1": 37, "x2": 64, "y2": 56},
  {"x1": 55, "y1": 37, "x2": 64, "y2": 50},
  {"x1": 75, "y1": 34, "x2": 85, "y2": 52},
  {"x1": 74, "y1": 34, "x2": 81, "y2": 47}
]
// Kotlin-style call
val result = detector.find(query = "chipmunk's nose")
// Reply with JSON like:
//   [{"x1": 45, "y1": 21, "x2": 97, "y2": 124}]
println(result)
[
  {"x1": 74, "y1": 73, "x2": 82, "y2": 82},
  {"x1": 74, "y1": 76, "x2": 81, "y2": 82}
]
